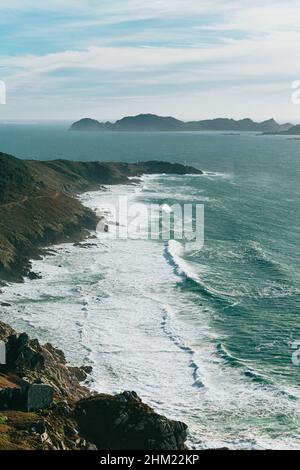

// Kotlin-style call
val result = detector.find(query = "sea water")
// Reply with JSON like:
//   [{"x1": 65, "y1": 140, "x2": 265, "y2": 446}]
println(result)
[{"x1": 0, "y1": 125, "x2": 299, "y2": 448}]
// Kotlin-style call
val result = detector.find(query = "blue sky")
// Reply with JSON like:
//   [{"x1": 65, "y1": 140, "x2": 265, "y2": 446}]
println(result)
[{"x1": 0, "y1": 0, "x2": 300, "y2": 121}]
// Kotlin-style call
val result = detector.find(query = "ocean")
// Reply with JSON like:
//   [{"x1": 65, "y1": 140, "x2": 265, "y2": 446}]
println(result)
[{"x1": 0, "y1": 123, "x2": 299, "y2": 449}]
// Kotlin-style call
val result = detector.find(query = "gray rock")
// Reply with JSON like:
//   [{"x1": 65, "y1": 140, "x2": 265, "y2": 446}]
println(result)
[
  {"x1": 75, "y1": 391, "x2": 188, "y2": 450},
  {"x1": 25, "y1": 383, "x2": 54, "y2": 411},
  {"x1": 87, "y1": 443, "x2": 98, "y2": 450},
  {"x1": 32, "y1": 421, "x2": 46, "y2": 435},
  {"x1": 64, "y1": 424, "x2": 79, "y2": 437}
]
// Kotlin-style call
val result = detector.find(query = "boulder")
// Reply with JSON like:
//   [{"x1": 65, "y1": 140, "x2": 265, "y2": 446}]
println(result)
[
  {"x1": 22, "y1": 380, "x2": 54, "y2": 412},
  {"x1": 28, "y1": 272, "x2": 42, "y2": 280},
  {"x1": 5, "y1": 333, "x2": 45, "y2": 372},
  {"x1": 75, "y1": 391, "x2": 188, "y2": 450}
]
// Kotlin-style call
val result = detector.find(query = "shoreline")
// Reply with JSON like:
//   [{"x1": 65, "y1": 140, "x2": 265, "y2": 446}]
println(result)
[
  {"x1": 0, "y1": 194, "x2": 190, "y2": 450},
  {"x1": 0, "y1": 156, "x2": 203, "y2": 450}
]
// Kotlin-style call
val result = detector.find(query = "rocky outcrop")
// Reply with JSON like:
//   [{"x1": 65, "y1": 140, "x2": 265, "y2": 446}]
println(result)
[
  {"x1": 0, "y1": 322, "x2": 89, "y2": 401},
  {"x1": 0, "y1": 378, "x2": 54, "y2": 412},
  {"x1": 0, "y1": 322, "x2": 189, "y2": 450},
  {"x1": 75, "y1": 391, "x2": 188, "y2": 450}
]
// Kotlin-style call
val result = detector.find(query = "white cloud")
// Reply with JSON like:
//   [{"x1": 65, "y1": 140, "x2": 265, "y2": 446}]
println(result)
[{"x1": 1, "y1": 0, "x2": 300, "y2": 120}]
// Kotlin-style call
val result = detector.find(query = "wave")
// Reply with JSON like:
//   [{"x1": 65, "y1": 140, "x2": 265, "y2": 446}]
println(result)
[
  {"x1": 201, "y1": 170, "x2": 232, "y2": 179},
  {"x1": 164, "y1": 240, "x2": 231, "y2": 300},
  {"x1": 245, "y1": 241, "x2": 284, "y2": 272},
  {"x1": 161, "y1": 306, "x2": 204, "y2": 388},
  {"x1": 164, "y1": 240, "x2": 200, "y2": 283},
  {"x1": 217, "y1": 343, "x2": 298, "y2": 401}
]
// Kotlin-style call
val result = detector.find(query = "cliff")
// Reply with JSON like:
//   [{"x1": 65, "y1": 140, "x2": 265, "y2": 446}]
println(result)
[{"x1": 0, "y1": 153, "x2": 202, "y2": 281}]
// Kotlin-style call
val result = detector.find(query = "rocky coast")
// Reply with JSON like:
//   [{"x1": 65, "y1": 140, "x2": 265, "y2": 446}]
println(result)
[{"x1": 0, "y1": 152, "x2": 202, "y2": 450}]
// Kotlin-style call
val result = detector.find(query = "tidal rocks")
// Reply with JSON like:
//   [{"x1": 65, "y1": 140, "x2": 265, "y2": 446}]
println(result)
[
  {"x1": 28, "y1": 271, "x2": 42, "y2": 280},
  {"x1": 75, "y1": 391, "x2": 188, "y2": 450},
  {"x1": 68, "y1": 365, "x2": 93, "y2": 383}
]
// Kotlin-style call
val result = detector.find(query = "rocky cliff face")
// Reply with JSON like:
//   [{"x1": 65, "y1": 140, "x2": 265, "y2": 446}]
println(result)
[
  {"x1": 76, "y1": 392, "x2": 188, "y2": 450},
  {"x1": 0, "y1": 322, "x2": 188, "y2": 450}
]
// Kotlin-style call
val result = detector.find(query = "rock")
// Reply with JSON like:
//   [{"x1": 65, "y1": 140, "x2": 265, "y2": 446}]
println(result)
[
  {"x1": 1, "y1": 302, "x2": 11, "y2": 307},
  {"x1": 58, "y1": 400, "x2": 73, "y2": 415},
  {"x1": 4, "y1": 333, "x2": 45, "y2": 372},
  {"x1": 87, "y1": 443, "x2": 98, "y2": 450},
  {"x1": 0, "y1": 386, "x2": 23, "y2": 410},
  {"x1": 28, "y1": 272, "x2": 42, "y2": 280},
  {"x1": 64, "y1": 424, "x2": 78, "y2": 437},
  {"x1": 41, "y1": 432, "x2": 50, "y2": 443},
  {"x1": 1, "y1": 323, "x2": 89, "y2": 402},
  {"x1": 116, "y1": 391, "x2": 141, "y2": 403},
  {"x1": 75, "y1": 392, "x2": 188, "y2": 450},
  {"x1": 69, "y1": 365, "x2": 92, "y2": 382},
  {"x1": 73, "y1": 242, "x2": 97, "y2": 249},
  {"x1": 22, "y1": 381, "x2": 54, "y2": 412},
  {"x1": 58, "y1": 440, "x2": 67, "y2": 450},
  {"x1": 32, "y1": 421, "x2": 46, "y2": 435}
]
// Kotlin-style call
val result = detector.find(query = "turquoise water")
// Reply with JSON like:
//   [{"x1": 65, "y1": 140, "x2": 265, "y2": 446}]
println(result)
[{"x1": 0, "y1": 124, "x2": 299, "y2": 448}]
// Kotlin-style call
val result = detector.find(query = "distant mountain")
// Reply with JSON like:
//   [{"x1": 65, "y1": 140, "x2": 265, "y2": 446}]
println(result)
[
  {"x1": 113, "y1": 114, "x2": 185, "y2": 131},
  {"x1": 264, "y1": 124, "x2": 300, "y2": 135},
  {"x1": 70, "y1": 114, "x2": 293, "y2": 133},
  {"x1": 70, "y1": 118, "x2": 109, "y2": 131}
]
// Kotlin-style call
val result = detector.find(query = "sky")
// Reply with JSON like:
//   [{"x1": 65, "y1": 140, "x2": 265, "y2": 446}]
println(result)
[{"x1": 1, "y1": 0, "x2": 300, "y2": 122}]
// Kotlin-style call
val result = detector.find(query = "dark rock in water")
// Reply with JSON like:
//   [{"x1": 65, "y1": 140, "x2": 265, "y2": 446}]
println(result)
[
  {"x1": 115, "y1": 390, "x2": 140, "y2": 402},
  {"x1": 1, "y1": 302, "x2": 11, "y2": 307},
  {"x1": 73, "y1": 242, "x2": 97, "y2": 249},
  {"x1": 69, "y1": 365, "x2": 92, "y2": 382},
  {"x1": 28, "y1": 272, "x2": 42, "y2": 280},
  {"x1": 75, "y1": 391, "x2": 188, "y2": 450}
]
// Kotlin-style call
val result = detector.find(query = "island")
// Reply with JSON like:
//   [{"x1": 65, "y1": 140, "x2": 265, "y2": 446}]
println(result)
[{"x1": 70, "y1": 114, "x2": 293, "y2": 133}]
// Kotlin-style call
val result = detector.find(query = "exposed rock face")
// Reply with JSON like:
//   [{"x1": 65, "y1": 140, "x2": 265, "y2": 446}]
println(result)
[
  {"x1": 21, "y1": 380, "x2": 54, "y2": 412},
  {"x1": 75, "y1": 391, "x2": 188, "y2": 450},
  {"x1": 0, "y1": 322, "x2": 88, "y2": 401},
  {"x1": 5, "y1": 333, "x2": 45, "y2": 372}
]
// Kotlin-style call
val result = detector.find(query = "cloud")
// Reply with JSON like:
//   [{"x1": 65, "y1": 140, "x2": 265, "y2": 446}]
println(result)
[{"x1": 0, "y1": 0, "x2": 300, "y2": 120}]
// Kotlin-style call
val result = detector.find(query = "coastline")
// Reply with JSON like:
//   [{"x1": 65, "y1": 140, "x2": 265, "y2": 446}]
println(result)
[
  {"x1": 0, "y1": 188, "x2": 189, "y2": 450},
  {"x1": 0, "y1": 155, "x2": 203, "y2": 450}
]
